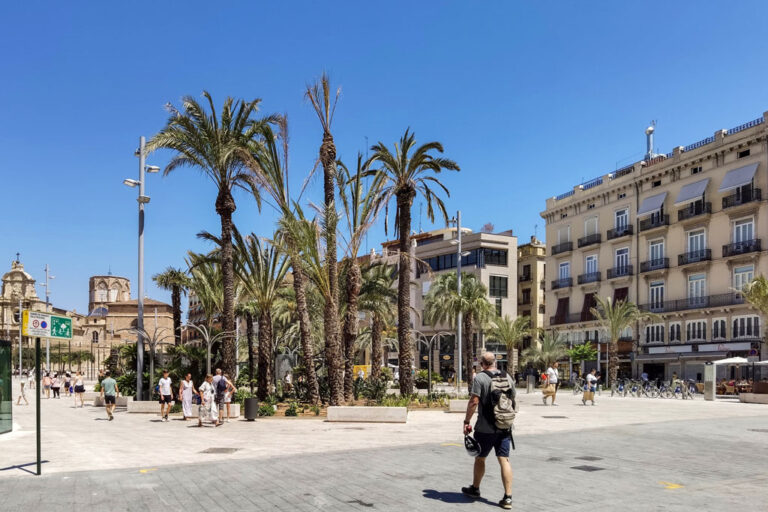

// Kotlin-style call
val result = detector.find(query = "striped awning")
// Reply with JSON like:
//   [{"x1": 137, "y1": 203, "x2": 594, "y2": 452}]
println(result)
[
  {"x1": 674, "y1": 178, "x2": 710, "y2": 206},
  {"x1": 637, "y1": 192, "x2": 667, "y2": 218},
  {"x1": 719, "y1": 163, "x2": 758, "y2": 192}
]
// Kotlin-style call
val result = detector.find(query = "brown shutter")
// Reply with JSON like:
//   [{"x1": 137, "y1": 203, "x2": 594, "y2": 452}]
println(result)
[
  {"x1": 613, "y1": 287, "x2": 628, "y2": 304},
  {"x1": 555, "y1": 297, "x2": 569, "y2": 324},
  {"x1": 581, "y1": 293, "x2": 596, "y2": 321}
]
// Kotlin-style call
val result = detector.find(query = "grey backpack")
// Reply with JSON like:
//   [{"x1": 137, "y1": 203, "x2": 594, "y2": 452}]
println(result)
[{"x1": 483, "y1": 370, "x2": 516, "y2": 430}]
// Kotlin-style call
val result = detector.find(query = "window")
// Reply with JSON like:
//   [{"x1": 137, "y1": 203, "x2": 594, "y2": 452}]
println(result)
[
  {"x1": 489, "y1": 276, "x2": 508, "y2": 298},
  {"x1": 585, "y1": 254, "x2": 598, "y2": 274},
  {"x1": 734, "y1": 265, "x2": 754, "y2": 292},
  {"x1": 95, "y1": 283, "x2": 108, "y2": 303},
  {"x1": 561, "y1": 213, "x2": 568, "y2": 219},
  {"x1": 422, "y1": 281, "x2": 431, "y2": 297},
  {"x1": 645, "y1": 324, "x2": 664, "y2": 343},
  {"x1": 618, "y1": 193, "x2": 626, "y2": 199},
  {"x1": 619, "y1": 326, "x2": 632, "y2": 340},
  {"x1": 483, "y1": 249, "x2": 508, "y2": 266},
  {"x1": 521, "y1": 288, "x2": 531, "y2": 304},
  {"x1": 108, "y1": 286, "x2": 119, "y2": 302},
  {"x1": 584, "y1": 216, "x2": 598, "y2": 236},
  {"x1": 495, "y1": 298, "x2": 502, "y2": 317},
  {"x1": 92, "y1": 331, "x2": 99, "y2": 343},
  {"x1": 713, "y1": 318, "x2": 727, "y2": 340},
  {"x1": 587, "y1": 203, "x2": 595, "y2": 210},
  {"x1": 733, "y1": 218, "x2": 754, "y2": 243},
  {"x1": 652, "y1": 180, "x2": 662, "y2": 188},
  {"x1": 558, "y1": 262, "x2": 570, "y2": 280},
  {"x1": 691, "y1": 166, "x2": 702, "y2": 175},
  {"x1": 615, "y1": 247, "x2": 629, "y2": 269},
  {"x1": 615, "y1": 208, "x2": 628, "y2": 230},
  {"x1": 669, "y1": 323, "x2": 681, "y2": 343},
  {"x1": 687, "y1": 229, "x2": 705, "y2": 254},
  {"x1": 733, "y1": 316, "x2": 760, "y2": 339},
  {"x1": 686, "y1": 320, "x2": 707, "y2": 341},
  {"x1": 649, "y1": 281, "x2": 664, "y2": 310},
  {"x1": 688, "y1": 274, "x2": 706, "y2": 306},
  {"x1": 649, "y1": 239, "x2": 664, "y2": 263},
  {"x1": 557, "y1": 226, "x2": 570, "y2": 244},
  {"x1": 522, "y1": 264, "x2": 531, "y2": 278},
  {"x1": 738, "y1": 149, "x2": 750, "y2": 159}
]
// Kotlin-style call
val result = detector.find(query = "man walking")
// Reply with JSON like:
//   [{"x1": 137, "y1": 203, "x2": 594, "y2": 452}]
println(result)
[
  {"x1": 462, "y1": 352, "x2": 514, "y2": 509},
  {"x1": 542, "y1": 361, "x2": 559, "y2": 406},
  {"x1": 100, "y1": 370, "x2": 119, "y2": 421},
  {"x1": 158, "y1": 370, "x2": 173, "y2": 422},
  {"x1": 212, "y1": 368, "x2": 226, "y2": 420}
]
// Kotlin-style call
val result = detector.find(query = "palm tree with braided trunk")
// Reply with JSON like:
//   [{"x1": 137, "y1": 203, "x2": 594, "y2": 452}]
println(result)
[{"x1": 152, "y1": 267, "x2": 190, "y2": 346}]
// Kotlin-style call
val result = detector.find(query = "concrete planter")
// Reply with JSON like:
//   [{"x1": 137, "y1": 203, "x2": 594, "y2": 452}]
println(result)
[
  {"x1": 739, "y1": 393, "x2": 768, "y2": 404},
  {"x1": 93, "y1": 396, "x2": 132, "y2": 407},
  {"x1": 326, "y1": 406, "x2": 408, "y2": 423},
  {"x1": 449, "y1": 399, "x2": 469, "y2": 413}
]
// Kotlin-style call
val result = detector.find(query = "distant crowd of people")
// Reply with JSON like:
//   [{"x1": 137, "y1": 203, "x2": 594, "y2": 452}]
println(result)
[{"x1": 15, "y1": 369, "x2": 86, "y2": 406}]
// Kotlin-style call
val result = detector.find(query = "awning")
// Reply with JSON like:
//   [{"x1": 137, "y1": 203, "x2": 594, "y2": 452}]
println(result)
[
  {"x1": 674, "y1": 178, "x2": 710, "y2": 206},
  {"x1": 637, "y1": 192, "x2": 667, "y2": 218},
  {"x1": 680, "y1": 351, "x2": 727, "y2": 360},
  {"x1": 635, "y1": 353, "x2": 680, "y2": 362},
  {"x1": 718, "y1": 163, "x2": 758, "y2": 192},
  {"x1": 712, "y1": 356, "x2": 750, "y2": 366}
]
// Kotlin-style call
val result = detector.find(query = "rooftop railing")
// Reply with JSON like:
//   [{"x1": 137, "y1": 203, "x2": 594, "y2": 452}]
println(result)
[
  {"x1": 683, "y1": 136, "x2": 715, "y2": 153},
  {"x1": 726, "y1": 117, "x2": 764, "y2": 135},
  {"x1": 580, "y1": 177, "x2": 603, "y2": 191}
]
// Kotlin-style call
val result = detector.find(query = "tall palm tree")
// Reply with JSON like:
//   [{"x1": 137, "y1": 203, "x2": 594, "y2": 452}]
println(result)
[
  {"x1": 521, "y1": 330, "x2": 568, "y2": 370},
  {"x1": 148, "y1": 92, "x2": 271, "y2": 377},
  {"x1": 337, "y1": 155, "x2": 385, "y2": 399},
  {"x1": 234, "y1": 300, "x2": 258, "y2": 393},
  {"x1": 233, "y1": 232, "x2": 289, "y2": 401},
  {"x1": 590, "y1": 296, "x2": 659, "y2": 385},
  {"x1": 423, "y1": 272, "x2": 494, "y2": 389},
  {"x1": 358, "y1": 263, "x2": 397, "y2": 381},
  {"x1": 740, "y1": 275, "x2": 768, "y2": 314},
  {"x1": 367, "y1": 129, "x2": 460, "y2": 394},
  {"x1": 305, "y1": 74, "x2": 344, "y2": 405},
  {"x1": 486, "y1": 315, "x2": 533, "y2": 374},
  {"x1": 152, "y1": 267, "x2": 190, "y2": 345}
]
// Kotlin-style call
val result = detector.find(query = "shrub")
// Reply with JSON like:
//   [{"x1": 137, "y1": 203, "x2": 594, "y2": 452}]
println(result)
[
  {"x1": 379, "y1": 367, "x2": 393, "y2": 382},
  {"x1": 170, "y1": 403, "x2": 182, "y2": 414},
  {"x1": 362, "y1": 378, "x2": 388, "y2": 402},
  {"x1": 233, "y1": 388, "x2": 254, "y2": 406},
  {"x1": 285, "y1": 402, "x2": 298, "y2": 417},
  {"x1": 257, "y1": 404, "x2": 275, "y2": 417},
  {"x1": 353, "y1": 377, "x2": 366, "y2": 400}
]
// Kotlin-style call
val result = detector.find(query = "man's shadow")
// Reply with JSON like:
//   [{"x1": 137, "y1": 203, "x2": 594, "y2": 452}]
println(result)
[{"x1": 422, "y1": 489, "x2": 494, "y2": 506}]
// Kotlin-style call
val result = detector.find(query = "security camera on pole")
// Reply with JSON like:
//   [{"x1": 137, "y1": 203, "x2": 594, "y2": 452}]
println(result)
[{"x1": 123, "y1": 136, "x2": 160, "y2": 400}]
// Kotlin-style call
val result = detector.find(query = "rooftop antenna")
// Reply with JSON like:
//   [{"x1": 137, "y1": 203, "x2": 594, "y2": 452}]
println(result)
[
  {"x1": 534, "y1": 223, "x2": 538, "y2": 239},
  {"x1": 645, "y1": 120, "x2": 658, "y2": 160}
]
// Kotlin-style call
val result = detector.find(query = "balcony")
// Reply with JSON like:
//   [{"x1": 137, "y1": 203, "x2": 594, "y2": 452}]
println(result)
[
  {"x1": 551, "y1": 277, "x2": 573, "y2": 290},
  {"x1": 607, "y1": 265, "x2": 633, "y2": 279},
  {"x1": 640, "y1": 258, "x2": 669, "y2": 273},
  {"x1": 678, "y1": 202, "x2": 711, "y2": 222},
  {"x1": 551, "y1": 241, "x2": 573, "y2": 256},
  {"x1": 639, "y1": 292, "x2": 745, "y2": 313},
  {"x1": 607, "y1": 225, "x2": 633, "y2": 240},
  {"x1": 549, "y1": 313, "x2": 582, "y2": 326},
  {"x1": 519, "y1": 273, "x2": 531, "y2": 283},
  {"x1": 723, "y1": 239, "x2": 762, "y2": 257},
  {"x1": 578, "y1": 233, "x2": 601, "y2": 248},
  {"x1": 722, "y1": 187, "x2": 761, "y2": 209},
  {"x1": 577, "y1": 272, "x2": 601, "y2": 285},
  {"x1": 639, "y1": 215, "x2": 669, "y2": 232},
  {"x1": 678, "y1": 249, "x2": 712, "y2": 266},
  {"x1": 518, "y1": 297, "x2": 531, "y2": 306}
]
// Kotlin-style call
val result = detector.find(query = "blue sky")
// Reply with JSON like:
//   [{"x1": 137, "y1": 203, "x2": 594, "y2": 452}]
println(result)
[{"x1": 3, "y1": 1, "x2": 768, "y2": 315}]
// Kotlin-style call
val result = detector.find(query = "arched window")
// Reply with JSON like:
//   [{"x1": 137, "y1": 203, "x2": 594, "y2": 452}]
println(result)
[
  {"x1": 95, "y1": 282, "x2": 108, "y2": 302},
  {"x1": 92, "y1": 331, "x2": 99, "y2": 343},
  {"x1": 108, "y1": 285, "x2": 119, "y2": 302}
]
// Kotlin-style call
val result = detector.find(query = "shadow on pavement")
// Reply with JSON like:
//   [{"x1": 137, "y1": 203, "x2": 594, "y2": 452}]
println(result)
[
  {"x1": 422, "y1": 489, "x2": 494, "y2": 506},
  {"x1": 0, "y1": 461, "x2": 50, "y2": 475}
]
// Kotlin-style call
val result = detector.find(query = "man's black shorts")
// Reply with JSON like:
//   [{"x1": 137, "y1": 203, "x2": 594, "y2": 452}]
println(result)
[
  {"x1": 104, "y1": 395, "x2": 116, "y2": 405},
  {"x1": 475, "y1": 431, "x2": 511, "y2": 458},
  {"x1": 159, "y1": 394, "x2": 173, "y2": 404}
]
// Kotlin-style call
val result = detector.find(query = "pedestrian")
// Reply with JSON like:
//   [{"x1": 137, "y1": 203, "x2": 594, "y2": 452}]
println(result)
[
  {"x1": 197, "y1": 374, "x2": 220, "y2": 427},
  {"x1": 43, "y1": 372, "x2": 52, "y2": 399},
  {"x1": 28, "y1": 369, "x2": 35, "y2": 390},
  {"x1": 582, "y1": 369, "x2": 597, "y2": 406},
  {"x1": 222, "y1": 374, "x2": 236, "y2": 422},
  {"x1": 51, "y1": 373, "x2": 61, "y2": 398},
  {"x1": 158, "y1": 369, "x2": 173, "y2": 422},
  {"x1": 64, "y1": 372, "x2": 71, "y2": 397},
  {"x1": 178, "y1": 373, "x2": 197, "y2": 421},
  {"x1": 461, "y1": 352, "x2": 514, "y2": 509},
  {"x1": 16, "y1": 378, "x2": 29, "y2": 405},
  {"x1": 100, "y1": 370, "x2": 119, "y2": 421},
  {"x1": 73, "y1": 371, "x2": 85, "y2": 407},
  {"x1": 542, "y1": 361, "x2": 559, "y2": 406},
  {"x1": 212, "y1": 368, "x2": 227, "y2": 419},
  {"x1": 357, "y1": 368, "x2": 365, "y2": 381},
  {"x1": 283, "y1": 370, "x2": 293, "y2": 395}
]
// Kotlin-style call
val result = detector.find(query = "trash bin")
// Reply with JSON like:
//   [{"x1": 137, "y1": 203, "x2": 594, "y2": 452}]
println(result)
[{"x1": 244, "y1": 397, "x2": 259, "y2": 421}]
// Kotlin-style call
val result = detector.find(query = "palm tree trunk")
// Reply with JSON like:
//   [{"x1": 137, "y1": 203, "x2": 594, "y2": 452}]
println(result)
[
  {"x1": 216, "y1": 188, "x2": 237, "y2": 378},
  {"x1": 257, "y1": 310, "x2": 273, "y2": 401},
  {"x1": 343, "y1": 260, "x2": 361, "y2": 401},
  {"x1": 371, "y1": 314, "x2": 383, "y2": 381},
  {"x1": 171, "y1": 286, "x2": 181, "y2": 346},
  {"x1": 463, "y1": 315, "x2": 474, "y2": 390},
  {"x1": 396, "y1": 188, "x2": 416, "y2": 395},
  {"x1": 246, "y1": 312, "x2": 255, "y2": 394},
  {"x1": 608, "y1": 338, "x2": 618, "y2": 385},
  {"x1": 292, "y1": 262, "x2": 319, "y2": 404}
]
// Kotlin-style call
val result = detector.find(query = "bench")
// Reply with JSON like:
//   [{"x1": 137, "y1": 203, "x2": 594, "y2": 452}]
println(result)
[{"x1": 326, "y1": 406, "x2": 408, "y2": 423}]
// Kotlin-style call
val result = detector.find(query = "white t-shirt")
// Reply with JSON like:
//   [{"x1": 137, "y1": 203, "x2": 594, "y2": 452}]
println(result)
[
  {"x1": 158, "y1": 377, "x2": 172, "y2": 396},
  {"x1": 546, "y1": 367, "x2": 559, "y2": 384},
  {"x1": 586, "y1": 374, "x2": 597, "y2": 385}
]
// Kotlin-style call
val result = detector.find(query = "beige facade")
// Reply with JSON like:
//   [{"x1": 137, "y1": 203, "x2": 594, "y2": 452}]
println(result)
[
  {"x1": 541, "y1": 112, "x2": 768, "y2": 382},
  {"x1": 517, "y1": 236, "x2": 546, "y2": 348}
]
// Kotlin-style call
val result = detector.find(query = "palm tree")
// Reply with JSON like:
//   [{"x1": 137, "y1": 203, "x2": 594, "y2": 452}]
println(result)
[
  {"x1": 148, "y1": 92, "x2": 271, "y2": 378},
  {"x1": 305, "y1": 74, "x2": 344, "y2": 405},
  {"x1": 521, "y1": 330, "x2": 568, "y2": 370},
  {"x1": 590, "y1": 295, "x2": 659, "y2": 385},
  {"x1": 740, "y1": 275, "x2": 768, "y2": 314},
  {"x1": 367, "y1": 129, "x2": 460, "y2": 394},
  {"x1": 234, "y1": 300, "x2": 258, "y2": 393},
  {"x1": 233, "y1": 232, "x2": 289, "y2": 401},
  {"x1": 423, "y1": 272, "x2": 494, "y2": 389},
  {"x1": 152, "y1": 267, "x2": 190, "y2": 345},
  {"x1": 486, "y1": 315, "x2": 533, "y2": 374},
  {"x1": 337, "y1": 155, "x2": 385, "y2": 399},
  {"x1": 185, "y1": 253, "x2": 224, "y2": 326},
  {"x1": 358, "y1": 263, "x2": 397, "y2": 381}
]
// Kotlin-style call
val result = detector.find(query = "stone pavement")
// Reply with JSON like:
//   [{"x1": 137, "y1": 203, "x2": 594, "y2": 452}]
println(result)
[{"x1": 1, "y1": 379, "x2": 767, "y2": 510}]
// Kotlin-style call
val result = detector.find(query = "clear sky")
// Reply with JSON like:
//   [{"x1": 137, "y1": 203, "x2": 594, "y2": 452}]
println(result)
[{"x1": 3, "y1": 1, "x2": 768, "y2": 315}]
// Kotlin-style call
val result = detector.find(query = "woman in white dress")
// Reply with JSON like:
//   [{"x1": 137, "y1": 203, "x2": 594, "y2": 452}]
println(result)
[
  {"x1": 197, "y1": 374, "x2": 219, "y2": 427},
  {"x1": 178, "y1": 373, "x2": 197, "y2": 420}
]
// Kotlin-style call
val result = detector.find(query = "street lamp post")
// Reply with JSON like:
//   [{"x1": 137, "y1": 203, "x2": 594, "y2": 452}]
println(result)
[
  {"x1": 123, "y1": 136, "x2": 160, "y2": 400},
  {"x1": 414, "y1": 330, "x2": 451, "y2": 397},
  {"x1": 449, "y1": 211, "x2": 467, "y2": 397}
]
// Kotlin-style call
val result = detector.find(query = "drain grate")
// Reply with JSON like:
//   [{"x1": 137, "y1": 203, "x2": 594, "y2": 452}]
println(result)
[
  {"x1": 542, "y1": 415, "x2": 568, "y2": 419},
  {"x1": 748, "y1": 429, "x2": 768, "y2": 433},
  {"x1": 571, "y1": 465, "x2": 605, "y2": 472},
  {"x1": 200, "y1": 447, "x2": 239, "y2": 454},
  {"x1": 576, "y1": 456, "x2": 603, "y2": 461}
]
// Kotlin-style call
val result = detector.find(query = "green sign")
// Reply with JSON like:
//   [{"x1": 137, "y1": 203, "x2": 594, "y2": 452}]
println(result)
[
  {"x1": 50, "y1": 316, "x2": 72, "y2": 339},
  {"x1": 22, "y1": 311, "x2": 72, "y2": 340}
]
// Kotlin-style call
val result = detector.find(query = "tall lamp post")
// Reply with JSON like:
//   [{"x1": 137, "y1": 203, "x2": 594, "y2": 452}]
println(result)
[
  {"x1": 123, "y1": 136, "x2": 160, "y2": 400},
  {"x1": 449, "y1": 211, "x2": 469, "y2": 397}
]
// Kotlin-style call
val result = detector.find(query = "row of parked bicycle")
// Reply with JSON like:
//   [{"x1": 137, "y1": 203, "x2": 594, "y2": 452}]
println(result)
[{"x1": 572, "y1": 378, "x2": 699, "y2": 399}]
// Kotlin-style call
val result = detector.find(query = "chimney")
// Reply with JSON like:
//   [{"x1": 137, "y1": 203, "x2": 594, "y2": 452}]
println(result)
[{"x1": 645, "y1": 121, "x2": 656, "y2": 160}]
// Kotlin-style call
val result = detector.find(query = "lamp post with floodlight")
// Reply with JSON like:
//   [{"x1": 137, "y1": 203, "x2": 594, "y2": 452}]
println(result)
[{"x1": 123, "y1": 136, "x2": 160, "y2": 400}]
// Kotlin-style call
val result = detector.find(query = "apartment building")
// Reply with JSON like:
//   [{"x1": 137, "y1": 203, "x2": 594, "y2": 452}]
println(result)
[
  {"x1": 541, "y1": 112, "x2": 768, "y2": 382},
  {"x1": 376, "y1": 226, "x2": 518, "y2": 377},
  {"x1": 517, "y1": 236, "x2": 546, "y2": 349}
]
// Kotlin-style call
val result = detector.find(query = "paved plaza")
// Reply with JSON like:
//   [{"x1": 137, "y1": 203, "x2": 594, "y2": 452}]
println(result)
[{"x1": 2, "y1": 380, "x2": 767, "y2": 511}]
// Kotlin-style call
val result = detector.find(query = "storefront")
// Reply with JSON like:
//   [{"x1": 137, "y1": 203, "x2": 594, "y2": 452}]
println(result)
[{"x1": 637, "y1": 341, "x2": 760, "y2": 381}]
